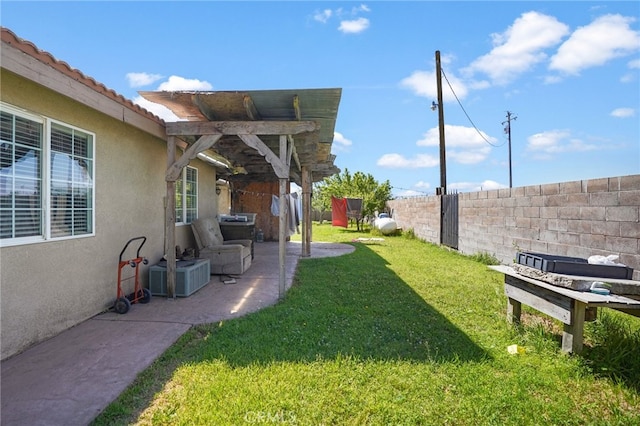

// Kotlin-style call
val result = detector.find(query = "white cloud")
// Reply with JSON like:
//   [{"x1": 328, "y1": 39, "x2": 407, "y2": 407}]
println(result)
[
  {"x1": 479, "y1": 180, "x2": 508, "y2": 191},
  {"x1": 623, "y1": 59, "x2": 640, "y2": 81},
  {"x1": 126, "y1": 72, "x2": 163, "y2": 88},
  {"x1": 620, "y1": 73, "x2": 636, "y2": 83},
  {"x1": 414, "y1": 180, "x2": 431, "y2": 189},
  {"x1": 157, "y1": 75, "x2": 213, "y2": 91},
  {"x1": 338, "y1": 17, "x2": 370, "y2": 34},
  {"x1": 416, "y1": 125, "x2": 496, "y2": 165},
  {"x1": 332, "y1": 132, "x2": 353, "y2": 153},
  {"x1": 526, "y1": 130, "x2": 570, "y2": 152},
  {"x1": 313, "y1": 9, "x2": 332, "y2": 23},
  {"x1": 550, "y1": 14, "x2": 640, "y2": 75},
  {"x1": 448, "y1": 148, "x2": 492, "y2": 165},
  {"x1": 396, "y1": 189, "x2": 425, "y2": 197},
  {"x1": 543, "y1": 75, "x2": 563, "y2": 85},
  {"x1": 132, "y1": 96, "x2": 181, "y2": 122},
  {"x1": 400, "y1": 70, "x2": 468, "y2": 102},
  {"x1": 131, "y1": 75, "x2": 213, "y2": 121},
  {"x1": 450, "y1": 180, "x2": 507, "y2": 192},
  {"x1": 610, "y1": 107, "x2": 636, "y2": 118},
  {"x1": 526, "y1": 130, "x2": 599, "y2": 158},
  {"x1": 315, "y1": 5, "x2": 371, "y2": 33},
  {"x1": 376, "y1": 153, "x2": 439, "y2": 168},
  {"x1": 465, "y1": 11, "x2": 569, "y2": 85}
]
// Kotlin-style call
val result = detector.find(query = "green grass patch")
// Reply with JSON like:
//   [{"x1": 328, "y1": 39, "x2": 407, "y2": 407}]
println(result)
[{"x1": 93, "y1": 223, "x2": 640, "y2": 425}]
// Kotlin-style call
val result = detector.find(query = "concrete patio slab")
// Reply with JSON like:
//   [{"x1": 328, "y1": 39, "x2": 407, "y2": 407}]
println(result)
[{"x1": 1, "y1": 241, "x2": 354, "y2": 426}]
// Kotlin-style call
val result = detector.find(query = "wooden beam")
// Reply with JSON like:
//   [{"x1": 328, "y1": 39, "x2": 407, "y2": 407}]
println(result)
[
  {"x1": 243, "y1": 95, "x2": 261, "y2": 120},
  {"x1": 166, "y1": 134, "x2": 222, "y2": 181},
  {"x1": 238, "y1": 134, "x2": 289, "y2": 179},
  {"x1": 166, "y1": 120, "x2": 317, "y2": 136}
]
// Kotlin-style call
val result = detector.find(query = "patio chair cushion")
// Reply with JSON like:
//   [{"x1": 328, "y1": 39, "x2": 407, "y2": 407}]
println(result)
[{"x1": 191, "y1": 217, "x2": 224, "y2": 248}]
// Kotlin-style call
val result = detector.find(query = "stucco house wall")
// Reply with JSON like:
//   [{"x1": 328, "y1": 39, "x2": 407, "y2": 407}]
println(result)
[{"x1": 1, "y1": 39, "x2": 218, "y2": 359}]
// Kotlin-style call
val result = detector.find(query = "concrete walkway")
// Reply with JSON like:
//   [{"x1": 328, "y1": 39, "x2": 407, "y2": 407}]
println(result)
[{"x1": 1, "y1": 241, "x2": 354, "y2": 426}]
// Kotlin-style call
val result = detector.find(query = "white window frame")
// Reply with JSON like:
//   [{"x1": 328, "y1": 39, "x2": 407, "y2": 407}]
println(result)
[
  {"x1": 175, "y1": 165, "x2": 198, "y2": 226},
  {"x1": 0, "y1": 102, "x2": 96, "y2": 247}
]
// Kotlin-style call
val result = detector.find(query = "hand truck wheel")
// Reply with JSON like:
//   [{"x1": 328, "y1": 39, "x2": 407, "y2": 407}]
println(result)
[
  {"x1": 114, "y1": 297, "x2": 131, "y2": 314},
  {"x1": 139, "y1": 288, "x2": 152, "y2": 304}
]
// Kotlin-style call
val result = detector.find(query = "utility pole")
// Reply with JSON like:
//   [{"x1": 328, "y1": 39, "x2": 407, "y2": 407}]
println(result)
[
  {"x1": 502, "y1": 111, "x2": 516, "y2": 188},
  {"x1": 435, "y1": 50, "x2": 446, "y2": 194}
]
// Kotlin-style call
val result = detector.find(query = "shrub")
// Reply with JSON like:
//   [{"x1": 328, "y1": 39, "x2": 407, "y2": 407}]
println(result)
[{"x1": 469, "y1": 251, "x2": 500, "y2": 265}]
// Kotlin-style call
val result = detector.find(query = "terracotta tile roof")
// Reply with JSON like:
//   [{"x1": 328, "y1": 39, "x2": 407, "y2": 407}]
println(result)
[{"x1": 1, "y1": 27, "x2": 165, "y2": 125}]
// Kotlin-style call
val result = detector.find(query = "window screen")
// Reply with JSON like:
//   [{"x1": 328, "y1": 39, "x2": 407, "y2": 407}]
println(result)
[
  {"x1": 0, "y1": 105, "x2": 95, "y2": 243},
  {"x1": 0, "y1": 111, "x2": 43, "y2": 239}
]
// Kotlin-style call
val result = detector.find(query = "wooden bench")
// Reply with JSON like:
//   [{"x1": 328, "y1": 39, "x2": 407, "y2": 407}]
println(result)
[{"x1": 489, "y1": 265, "x2": 640, "y2": 353}]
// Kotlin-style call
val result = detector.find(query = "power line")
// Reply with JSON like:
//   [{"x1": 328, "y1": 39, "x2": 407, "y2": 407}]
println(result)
[
  {"x1": 391, "y1": 186, "x2": 431, "y2": 195},
  {"x1": 441, "y1": 68, "x2": 506, "y2": 148}
]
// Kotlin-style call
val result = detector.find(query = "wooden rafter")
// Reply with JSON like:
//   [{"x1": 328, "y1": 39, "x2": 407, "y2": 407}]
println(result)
[
  {"x1": 243, "y1": 95, "x2": 261, "y2": 120},
  {"x1": 193, "y1": 94, "x2": 217, "y2": 120},
  {"x1": 293, "y1": 95, "x2": 302, "y2": 121}
]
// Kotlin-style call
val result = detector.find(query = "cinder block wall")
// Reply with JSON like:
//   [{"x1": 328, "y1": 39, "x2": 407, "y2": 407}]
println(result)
[
  {"x1": 388, "y1": 175, "x2": 640, "y2": 281},
  {"x1": 388, "y1": 196, "x2": 441, "y2": 243}
]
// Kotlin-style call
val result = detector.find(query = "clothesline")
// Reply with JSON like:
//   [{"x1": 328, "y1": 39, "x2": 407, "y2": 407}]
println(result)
[{"x1": 234, "y1": 189, "x2": 301, "y2": 197}]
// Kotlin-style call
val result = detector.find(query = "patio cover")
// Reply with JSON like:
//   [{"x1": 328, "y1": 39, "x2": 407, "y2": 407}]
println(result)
[{"x1": 139, "y1": 89, "x2": 342, "y2": 298}]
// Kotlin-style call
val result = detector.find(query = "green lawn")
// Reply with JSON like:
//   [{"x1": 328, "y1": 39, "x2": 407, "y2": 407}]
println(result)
[{"x1": 93, "y1": 223, "x2": 640, "y2": 425}]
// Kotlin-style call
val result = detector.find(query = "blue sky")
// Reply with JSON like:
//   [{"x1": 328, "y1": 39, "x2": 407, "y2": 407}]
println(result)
[{"x1": 2, "y1": 1, "x2": 639, "y2": 196}]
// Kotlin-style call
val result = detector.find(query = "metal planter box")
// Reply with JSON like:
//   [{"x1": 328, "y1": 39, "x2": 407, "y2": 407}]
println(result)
[{"x1": 516, "y1": 252, "x2": 633, "y2": 280}]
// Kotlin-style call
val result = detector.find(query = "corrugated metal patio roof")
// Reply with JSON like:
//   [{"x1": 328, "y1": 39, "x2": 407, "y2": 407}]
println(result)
[{"x1": 139, "y1": 88, "x2": 342, "y2": 184}]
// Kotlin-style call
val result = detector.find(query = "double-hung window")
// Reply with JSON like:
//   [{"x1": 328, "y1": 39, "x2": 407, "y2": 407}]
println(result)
[
  {"x1": 175, "y1": 165, "x2": 198, "y2": 224},
  {"x1": 0, "y1": 103, "x2": 95, "y2": 245}
]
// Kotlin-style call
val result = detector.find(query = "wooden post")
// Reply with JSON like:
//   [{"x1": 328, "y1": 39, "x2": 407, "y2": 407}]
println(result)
[
  {"x1": 165, "y1": 136, "x2": 177, "y2": 299},
  {"x1": 301, "y1": 166, "x2": 312, "y2": 257},
  {"x1": 563, "y1": 300, "x2": 586, "y2": 353},
  {"x1": 435, "y1": 50, "x2": 447, "y2": 194},
  {"x1": 507, "y1": 297, "x2": 521, "y2": 324},
  {"x1": 278, "y1": 135, "x2": 288, "y2": 299}
]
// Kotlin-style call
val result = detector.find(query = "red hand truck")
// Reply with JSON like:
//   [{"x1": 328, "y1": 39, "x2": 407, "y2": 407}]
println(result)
[{"x1": 113, "y1": 236, "x2": 151, "y2": 314}]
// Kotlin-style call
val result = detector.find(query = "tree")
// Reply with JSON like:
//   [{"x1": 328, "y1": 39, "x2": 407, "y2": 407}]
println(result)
[{"x1": 313, "y1": 169, "x2": 393, "y2": 230}]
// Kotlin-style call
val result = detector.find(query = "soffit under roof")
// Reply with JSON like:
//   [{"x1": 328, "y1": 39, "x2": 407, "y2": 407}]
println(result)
[{"x1": 139, "y1": 89, "x2": 342, "y2": 185}]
